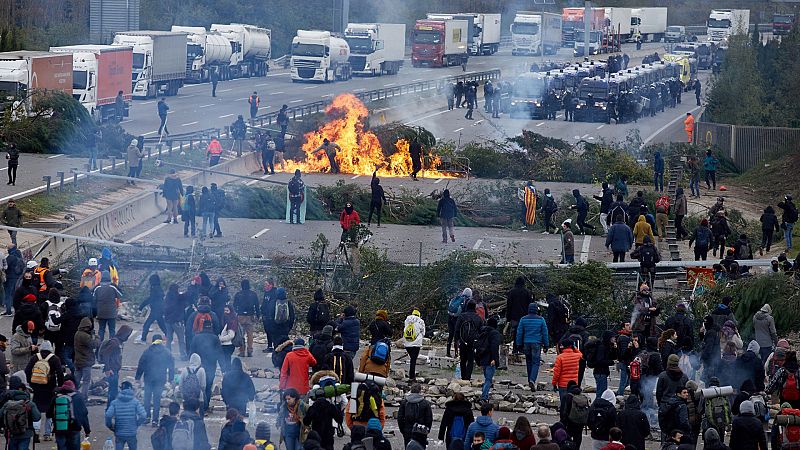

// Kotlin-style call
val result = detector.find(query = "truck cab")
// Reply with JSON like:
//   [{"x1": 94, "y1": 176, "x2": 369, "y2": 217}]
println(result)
[
  {"x1": 707, "y1": 9, "x2": 749, "y2": 44},
  {"x1": 344, "y1": 23, "x2": 405, "y2": 76},
  {"x1": 773, "y1": 14, "x2": 795, "y2": 36},
  {"x1": 291, "y1": 30, "x2": 352, "y2": 82},
  {"x1": 412, "y1": 19, "x2": 468, "y2": 68},
  {"x1": 665, "y1": 26, "x2": 686, "y2": 42},
  {"x1": 0, "y1": 60, "x2": 28, "y2": 101}
]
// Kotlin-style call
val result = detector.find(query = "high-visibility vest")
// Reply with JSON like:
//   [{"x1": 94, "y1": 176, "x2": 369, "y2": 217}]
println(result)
[
  {"x1": 34, "y1": 267, "x2": 49, "y2": 292},
  {"x1": 249, "y1": 95, "x2": 260, "y2": 107},
  {"x1": 208, "y1": 140, "x2": 223, "y2": 155}
]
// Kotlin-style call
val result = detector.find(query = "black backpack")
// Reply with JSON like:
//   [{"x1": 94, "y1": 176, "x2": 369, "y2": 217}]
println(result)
[
  {"x1": 313, "y1": 303, "x2": 330, "y2": 325},
  {"x1": 582, "y1": 338, "x2": 599, "y2": 369},
  {"x1": 638, "y1": 245, "x2": 659, "y2": 267},
  {"x1": 474, "y1": 327, "x2": 492, "y2": 359},
  {"x1": 458, "y1": 319, "x2": 479, "y2": 346}
]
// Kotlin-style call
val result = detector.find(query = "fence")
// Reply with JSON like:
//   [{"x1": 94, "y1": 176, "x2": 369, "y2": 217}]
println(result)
[{"x1": 695, "y1": 121, "x2": 800, "y2": 171}]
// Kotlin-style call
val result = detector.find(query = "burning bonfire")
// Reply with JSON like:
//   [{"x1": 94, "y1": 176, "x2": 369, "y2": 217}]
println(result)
[{"x1": 287, "y1": 93, "x2": 448, "y2": 177}]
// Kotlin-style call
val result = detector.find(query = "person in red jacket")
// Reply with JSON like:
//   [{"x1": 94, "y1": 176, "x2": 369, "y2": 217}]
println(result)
[
  {"x1": 280, "y1": 338, "x2": 316, "y2": 395},
  {"x1": 600, "y1": 428, "x2": 625, "y2": 450},
  {"x1": 340, "y1": 203, "x2": 360, "y2": 246},
  {"x1": 552, "y1": 339, "x2": 583, "y2": 404}
]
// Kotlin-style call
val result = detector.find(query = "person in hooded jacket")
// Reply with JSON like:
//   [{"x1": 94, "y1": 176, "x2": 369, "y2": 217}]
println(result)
[
  {"x1": 25, "y1": 340, "x2": 63, "y2": 441},
  {"x1": 730, "y1": 400, "x2": 767, "y2": 450},
  {"x1": 105, "y1": 381, "x2": 147, "y2": 449},
  {"x1": 616, "y1": 395, "x2": 649, "y2": 450},
  {"x1": 704, "y1": 428, "x2": 731, "y2": 450},
  {"x1": 306, "y1": 289, "x2": 331, "y2": 335},
  {"x1": 265, "y1": 287, "x2": 295, "y2": 346},
  {"x1": 4, "y1": 243, "x2": 25, "y2": 315},
  {"x1": 180, "y1": 398, "x2": 211, "y2": 450},
  {"x1": 592, "y1": 331, "x2": 618, "y2": 396},
  {"x1": 310, "y1": 325, "x2": 334, "y2": 372},
  {"x1": 134, "y1": 334, "x2": 175, "y2": 424},
  {"x1": 163, "y1": 283, "x2": 187, "y2": 359},
  {"x1": 74, "y1": 317, "x2": 99, "y2": 398},
  {"x1": 571, "y1": 189, "x2": 596, "y2": 235},
  {"x1": 735, "y1": 340, "x2": 766, "y2": 393},
  {"x1": 559, "y1": 381, "x2": 585, "y2": 449},
  {"x1": 674, "y1": 188, "x2": 688, "y2": 240},
  {"x1": 398, "y1": 383, "x2": 434, "y2": 445},
  {"x1": 404, "y1": 310, "x2": 425, "y2": 380},
  {"x1": 478, "y1": 317, "x2": 502, "y2": 401},
  {"x1": 753, "y1": 304, "x2": 778, "y2": 364},
  {"x1": 368, "y1": 171, "x2": 388, "y2": 227},
  {"x1": 98, "y1": 326, "x2": 134, "y2": 405},
  {"x1": 657, "y1": 389, "x2": 690, "y2": 443},
  {"x1": 546, "y1": 295, "x2": 569, "y2": 349},
  {"x1": 221, "y1": 358, "x2": 256, "y2": 416},
  {"x1": 366, "y1": 418, "x2": 392, "y2": 450},
  {"x1": 48, "y1": 380, "x2": 90, "y2": 449},
  {"x1": 711, "y1": 297, "x2": 737, "y2": 331},
  {"x1": 732, "y1": 379, "x2": 757, "y2": 416},
  {"x1": 233, "y1": 279, "x2": 259, "y2": 357},
  {"x1": 631, "y1": 284, "x2": 660, "y2": 340},
  {"x1": 665, "y1": 304, "x2": 694, "y2": 352},
  {"x1": 516, "y1": 303, "x2": 549, "y2": 389},
  {"x1": 280, "y1": 338, "x2": 316, "y2": 395},
  {"x1": 437, "y1": 189, "x2": 458, "y2": 243},
  {"x1": 94, "y1": 271, "x2": 122, "y2": 341},
  {"x1": 606, "y1": 216, "x2": 634, "y2": 262},
  {"x1": 59, "y1": 296, "x2": 85, "y2": 371},
  {"x1": 369, "y1": 309, "x2": 393, "y2": 344},
  {"x1": 324, "y1": 336, "x2": 354, "y2": 384},
  {"x1": 594, "y1": 182, "x2": 614, "y2": 235},
  {"x1": 454, "y1": 301, "x2": 485, "y2": 381},
  {"x1": 336, "y1": 305, "x2": 361, "y2": 358},
  {"x1": 760, "y1": 206, "x2": 780, "y2": 255},
  {"x1": 439, "y1": 392, "x2": 474, "y2": 448},
  {"x1": 588, "y1": 389, "x2": 618, "y2": 450},
  {"x1": 218, "y1": 409, "x2": 252, "y2": 450},
  {"x1": 506, "y1": 277, "x2": 533, "y2": 354},
  {"x1": 0, "y1": 374, "x2": 42, "y2": 448},
  {"x1": 540, "y1": 188, "x2": 558, "y2": 234},
  {"x1": 190, "y1": 320, "x2": 222, "y2": 413},
  {"x1": 209, "y1": 277, "x2": 229, "y2": 324},
  {"x1": 303, "y1": 380, "x2": 344, "y2": 450},
  {"x1": 700, "y1": 316, "x2": 721, "y2": 383},
  {"x1": 138, "y1": 273, "x2": 166, "y2": 344},
  {"x1": 659, "y1": 330, "x2": 679, "y2": 372},
  {"x1": 656, "y1": 354, "x2": 689, "y2": 404},
  {"x1": 178, "y1": 353, "x2": 207, "y2": 407},
  {"x1": 185, "y1": 296, "x2": 221, "y2": 350},
  {"x1": 465, "y1": 403, "x2": 499, "y2": 450},
  {"x1": 12, "y1": 292, "x2": 43, "y2": 336},
  {"x1": 9, "y1": 322, "x2": 35, "y2": 372},
  {"x1": 560, "y1": 318, "x2": 590, "y2": 386}
]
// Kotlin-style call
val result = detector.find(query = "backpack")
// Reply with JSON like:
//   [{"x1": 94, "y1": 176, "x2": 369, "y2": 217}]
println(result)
[
  {"x1": 568, "y1": 333, "x2": 584, "y2": 352},
  {"x1": 448, "y1": 295, "x2": 466, "y2": 317},
  {"x1": 31, "y1": 353, "x2": 53, "y2": 385},
  {"x1": 629, "y1": 352, "x2": 648, "y2": 382},
  {"x1": 403, "y1": 322, "x2": 418, "y2": 342},
  {"x1": 313, "y1": 302, "x2": 331, "y2": 325},
  {"x1": 738, "y1": 243, "x2": 753, "y2": 259},
  {"x1": 172, "y1": 418, "x2": 196, "y2": 450},
  {"x1": 370, "y1": 340, "x2": 390, "y2": 365},
  {"x1": 288, "y1": 179, "x2": 302, "y2": 196},
  {"x1": 778, "y1": 409, "x2": 800, "y2": 449},
  {"x1": 568, "y1": 393, "x2": 590, "y2": 425},
  {"x1": 638, "y1": 245, "x2": 659, "y2": 267},
  {"x1": 46, "y1": 301, "x2": 62, "y2": 332},
  {"x1": 475, "y1": 303, "x2": 486, "y2": 320},
  {"x1": 97, "y1": 339, "x2": 117, "y2": 366},
  {"x1": 704, "y1": 395, "x2": 731, "y2": 429},
  {"x1": 786, "y1": 203, "x2": 799, "y2": 224},
  {"x1": 474, "y1": 327, "x2": 491, "y2": 359},
  {"x1": 784, "y1": 371, "x2": 800, "y2": 401},
  {"x1": 750, "y1": 394, "x2": 770, "y2": 422},
  {"x1": 450, "y1": 415, "x2": 467, "y2": 441},
  {"x1": 354, "y1": 381, "x2": 380, "y2": 422},
  {"x1": 655, "y1": 196, "x2": 670, "y2": 213},
  {"x1": 53, "y1": 393, "x2": 74, "y2": 432},
  {"x1": 192, "y1": 312, "x2": 212, "y2": 333},
  {"x1": 3, "y1": 399, "x2": 30, "y2": 436},
  {"x1": 589, "y1": 403, "x2": 613, "y2": 435},
  {"x1": 332, "y1": 353, "x2": 345, "y2": 382},
  {"x1": 658, "y1": 398, "x2": 680, "y2": 430},
  {"x1": 582, "y1": 338, "x2": 599, "y2": 369},
  {"x1": 231, "y1": 324, "x2": 245, "y2": 348},
  {"x1": 80, "y1": 270, "x2": 98, "y2": 290},
  {"x1": 459, "y1": 319, "x2": 479, "y2": 347},
  {"x1": 274, "y1": 298, "x2": 290, "y2": 324},
  {"x1": 181, "y1": 368, "x2": 202, "y2": 400},
  {"x1": 151, "y1": 424, "x2": 169, "y2": 450},
  {"x1": 696, "y1": 227, "x2": 711, "y2": 247}
]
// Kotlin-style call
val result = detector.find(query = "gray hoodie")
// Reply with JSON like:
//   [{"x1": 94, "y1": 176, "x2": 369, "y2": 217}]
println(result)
[
  {"x1": 179, "y1": 353, "x2": 207, "y2": 404},
  {"x1": 753, "y1": 304, "x2": 777, "y2": 348},
  {"x1": 9, "y1": 325, "x2": 32, "y2": 372}
]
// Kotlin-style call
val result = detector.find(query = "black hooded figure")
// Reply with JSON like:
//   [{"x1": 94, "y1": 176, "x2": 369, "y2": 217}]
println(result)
[{"x1": 572, "y1": 189, "x2": 596, "y2": 235}]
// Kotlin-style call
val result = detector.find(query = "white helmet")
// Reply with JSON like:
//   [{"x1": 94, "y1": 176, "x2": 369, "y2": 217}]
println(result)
[
  {"x1": 26, "y1": 260, "x2": 37, "y2": 269},
  {"x1": 88, "y1": 258, "x2": 98, "y2": 266}
]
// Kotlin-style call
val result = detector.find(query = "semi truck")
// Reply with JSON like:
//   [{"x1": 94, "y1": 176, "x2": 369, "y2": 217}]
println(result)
[
  {"x1": 0, "y1": 51, "x2": 73, "y2": 111},
  {"x1": 511, "y1": 12, "x2": 562, "y2": 56},
  {"x1": 631, "y1": 7, "x2": 668, "y2": 42},
  {"x1": 49, "y1": 45, "x2": 132, "y2": 122},
  {"x1": 344, "y1": 23, "x2": 405, "y2": 76},
  {"x1": 603, "y1": 7, "x2": 634, "y2": 41},
  {"x1": 561, "y1": 7, "x2": 606, "y2": 48},
  {"x1": 773, "y1": 13, "x2": 796, "y2": 35},
  {"x1": 574, "y1": 30, "x2": 620, "y2": 56},
  {"x1": 210, "y1": 24, "x2": 271, "y2": 78},
  {"x1": 411, "y1": 19, "x2": 469, "y2": 67},
  {"x1": 426, "y1": 13, "x2": 501, "y2": 55},
  {"x1": 170, "y1": 26, "x2": 232, "y2": 82},
  {"x1": 290, "y1": 30, "x2": 351, "y2": 82},
  {"x1": 112, "y1": 31, "x2": 186, "y2": 98},
  {"x1": 707, "y1": 9, "x2": 749, "y2": 44}
]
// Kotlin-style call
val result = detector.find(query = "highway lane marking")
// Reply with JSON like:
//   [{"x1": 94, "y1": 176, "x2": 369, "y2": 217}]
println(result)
[
  {"x1": 383, "y1": 83, "x2": 395, "y2": 87},
  {"x1": 269, "y1": 91, "x2": 284, "y2": 95},
  {"x1": 473, "y1": 120, "x2": 483, "y2": 125},
  {"x1": 219, "y1": 114, "x2": 234, "y2": 118},
  {"x1": 351, "y1": 174, "x2": 360, "y2": 179},
  {"x1": 596, "y1": 124, "x2": 605, "y2": 130},
  {"x1": 48, "y1": 154, "x2": 64, "y2": 159},
  {"x1": 472, "y1": 239, "x2": 483, "y2": 250},
  {"x1": 580, "y1": 235, "x2": 592, "y2": 263},
  {"x1": 644, "y1": 106, "x2": 703, "y2": 144},
  {"x1": 125, "y1": 222, "x2": 169, "y2": 244},
  {"x1": 453, "y1": 127, "x2": 464, "y2": 133},
  {"x1": 236, "y1": 97, "x2": 248, "y2": 101},
  {"x1": 181, "y1": 121, "x2": 199, "y2": 127},
  {"x1": 218, "y1": 89, "x2": 233, "y2": 92},
  {"x1": 245, "y1": 174, "x2": 271, "y2": 186},
  {"x1": 321, "y1": 94, "x2": 332, "y2": 98},
  {"x1": 251, "y1": 228, "x2": 270, "y2": 239},
  {"x1": 404, "y1": 109, "x2": 448, "y2": 125},
  {"x1": 536, "y1": 122, "x2": 545, "y2": 127},
  {"x1": 256, "y1": 82, "x2": 271, "y2": 86},
  {"x1": 266, "y1": 73, "x2": 290, "y2": 77},
  {"x1": 303, "y1": 86, "x2": 317, "y2": 90},
  {"x1": 119, "y1": 120, "x2": 132, "y2": 124},
  {"x1": 289, "y1": 99, "x2": 302, "y2": 103},
  {"x1": 412, "y1": 78, "x2": 422, "y2": 82},
  {"x1": 142, "y1": 131, "x2": 158, "y2": 136},
  {"x1": 434, "y1": 178, "x2": 444, "y2": 184},
  {"x1": 140, "y1": 101, "x2": 156, "y2": 105},
  {"x1": 199, "y1": 104, "x2": 214, "y2": 108},
  {"x1": 374, "y1": 107, "x2": 392, "y2": 113},
  {"x1": 580, "y1": 134, "x2": 589, "y2": 139}
]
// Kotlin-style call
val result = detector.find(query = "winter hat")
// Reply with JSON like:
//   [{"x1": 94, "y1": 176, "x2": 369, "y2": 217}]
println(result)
[
  {"x1": 314, "y1": 289, "x2": 325, "y2": 301},
  {"x1": 704, "y1": 428, "x2": 721, "y2": 444},
  {"x1": 778, "y1": 339, "x2": 791, "y2": 349},
  {"x1": 351, "y1": 425, "x2": 367, "y2": 442},
  {"x1": 198, "y1": 296, "x2": 211, "y2": 306},
  {"x1": 686, "y1": 380, "x2": 698, "y2": 392},
  {"x1": 528, "y1": 303, "x2": 539, "y2": 315},
  {"x1": 322, "y1": 325, "x2": 334, "y2": 338},
  {"x1": 601, "y1": 389, "x2": 616, "y2": 403},
  {"x1": 255, "y1": 422, "x2": 271, "y2": 441},
  {"x1": 760, "y1": 304, "x2": 772, "y2": 314},
  {"x1": 367, "y1": 418, "x2": 382, "y2": 431},
  {"x1": 62, "y1": 380, "x2": 76, "y2": 390},
  {"x1": 554, "y1": 429, "x2": 569, "y2": 444},
  {"x1": 740, "y1": 400, "x2": 755, "y2": 415},
  {"x1": 344, "y1": 305, "x2": 356, "y2": 317},
  {"x1": 376, "y1": 310, "x2": 388, "y2": 321},
  {"x1": 23, "y1": 294, "x2": 36, "y2": 303},
  {"x1": 667, "y1": 354, "x2": 680, "y2": 369},
  {"x1": 152, "y1": 334, "x2": 164, "y2": 345},
  {"x1": 676, "y1": 303, "x2": 687, "y2": 311},
  {"x1": 498, "y1": 427, "x2": 511, "y2": 440},
  {"x1": 575, "y1": 317, "x2": 588, "y2": 328},
  {"x1": 562, "y1": 218, "x2": 572, "y2": 227},
  {"x1": 747, "y1": 340, "x2": 760, "y2": 354},
  {"x1": 47, "y1": 289, "x2": 60, "y2": 303},
  {"x1": 411, "y1": 424, "x2": 430, "y2": 435},
  {"x1": 293, "y1": 338, "x2": 305, "y2": 350},
  {"x1": 8, "y1": 375, "x2": 24, "y2": 391},
  {"x1": 783, "y1": 402, "x2": 793, "y2": 409},
  {"x1": 39, "y1": 341, "x2": 53, "y2": 353},
  {"x1": 412, "y1": 309, "x2": 421, "y2": 317},
  {"x1": 462, "y1": 288, "x2": 473, "y2": 298}
]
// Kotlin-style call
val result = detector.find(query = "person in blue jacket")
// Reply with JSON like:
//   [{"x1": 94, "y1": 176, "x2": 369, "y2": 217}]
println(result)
[
  {"x1": 703, "y1": 150, "x2": 719, "y2": 190},
  {"x1": 105, "y1": 381, "x2": 147, "y2": 450},
  {"x1": 653, "y1": 151, "x2": 665, "y2": 192},
  {"x1": 515, "y1": 303, "x2": 549, "y2": 390},
  {"x1": 464, "y1": 403, "x2": 499, "y2": 450},
  {"x1": 336, "y1": 305, "x2": 361, "y2": 358},
  {"x1": 606, "y1": 217, "x2": 634, "y2": 262}
]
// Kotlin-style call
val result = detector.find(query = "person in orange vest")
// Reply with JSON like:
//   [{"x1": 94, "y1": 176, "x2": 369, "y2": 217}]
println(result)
[
  {"x1": 33, "y1": 257, "x2": 62, "y2": 301},
  {"x1": 248, "y1": 91, "x2": 260, "y2": 119},
  {"x1": 207, "y1": 138, "x2": 223, "y2": 167},
  {"x1": 80, "y1": 258, "x2": 101, "y2": 290},
  {"x1": 684, "y1": 112, "x2": 695, "y2": 143}
]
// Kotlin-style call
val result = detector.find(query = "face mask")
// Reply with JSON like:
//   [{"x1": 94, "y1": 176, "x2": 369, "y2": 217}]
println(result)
[
  {"x1": 345, "y1": 206, "x2": 353, "y2": 214},
  {"x1": 472, "y1": 444, "x2": 483, "y2": 450},
  {"x1": 22, "y1": 279, "x2": 31, "y2": 286}
]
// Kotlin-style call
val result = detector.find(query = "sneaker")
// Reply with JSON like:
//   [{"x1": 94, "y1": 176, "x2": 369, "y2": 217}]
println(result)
[
  {"x1": 450, "y1": 235, "x2": 455, "y2": 242},
  {"x1": 43, "y1": 435, "x2": 52, "y2": 442},
  {"x1": 152, "y1": 421, "x2": 159, "y2": 428},
  {"x1": 247, "y1": 351, "x2": 253, "y2": 357},
  {"x1": 163, "y1": 220, "x2": 171, "y2": 224},
  {"x1": 1, "y1": 312, "x2": 12, "y2": 316}
]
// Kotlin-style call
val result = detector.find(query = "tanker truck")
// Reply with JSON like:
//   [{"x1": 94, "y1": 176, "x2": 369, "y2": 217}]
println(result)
[
  {"x1": 210, "y1": 23, "x2": 271, "y2": 78},
  {"x1": 171, "y1": 26, "x2": 233, "y2": 82},
  {"x1": 112, "y1": 31, "x2": 186, "y2": 98},
  {"x1": 49, "y1": 44, "x2": 132, "y2": 122},
  {"x1": 290, "y1": 30, "x2": 352, "y2": 82}
]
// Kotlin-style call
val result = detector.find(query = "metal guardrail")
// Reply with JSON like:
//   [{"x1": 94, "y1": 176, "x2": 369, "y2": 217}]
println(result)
[
  {"x1": 141, "y1": 127, "x2": 221, "y2": 145},
  {"x1": 695, "y1": 121, "x2": 800, "y2": 171},
  {"x1": 248, "y1": 69, "x2": 502, "y2": 128}
]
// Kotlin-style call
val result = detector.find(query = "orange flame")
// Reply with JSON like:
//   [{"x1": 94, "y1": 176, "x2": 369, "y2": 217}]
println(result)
[{"x1": 285, "y1": 93, "x2": 450, "y2": 177}]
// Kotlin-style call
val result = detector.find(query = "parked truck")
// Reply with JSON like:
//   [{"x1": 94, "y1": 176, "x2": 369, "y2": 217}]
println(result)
[
  {"x1": 0, "y1": 51, "x2": 72, "y2": 112},
  {"x1": 511, "y1": 12, "x2": 562, "y2": 56},
  {"x1": 112, "y1": 31, "x2": 186, "y2": 98},
  {"x1": 707, "y1": 9, "x2": 749, "y2": 44},
  {"x1": 170, "y1": 26, "x2": 233, "y2": 82},
  {"x1": 411, "y1": 19, "x2": 469, "y2": 67},
  {"x1": 49, "y1": 45, "x2": 132, "y2": 122},
  {"x1": 574, "y1": 29, "x2": 620, "y2": 56},
  {"x1": 773, "y1": 13, "x2": 795, "y2": 36},
  {"x1": 290, "y1": 30, "x2": 351, "y2": 82},
  {"x1": 210, "y1": 24, "x2": 271, "y2": 78},
  {"x1": 561, "y1": 7, "x2": 606, "y2": 48},
  {"x1": 426, "y1": 13, "x2": 500, "y2": 55},
  {"x1": 344, "y1": 23, "x2": 405, "y2": 76},
  {"x1": 603, "y1": 7, "x2": 634, "y2": 41},
  {"x1": 631, "y1": 7, "x2": 668, "y2": 42}
]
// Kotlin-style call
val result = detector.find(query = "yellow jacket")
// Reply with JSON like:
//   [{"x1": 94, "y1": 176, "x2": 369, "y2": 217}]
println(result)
[{"x1": 633, "y1": 215, "x2": 655, "y2": 244}]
